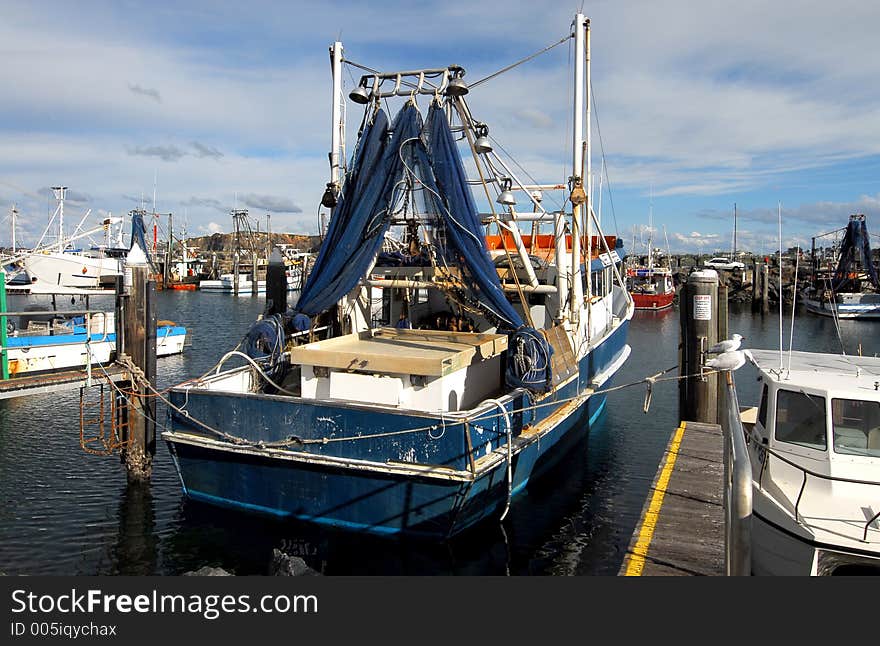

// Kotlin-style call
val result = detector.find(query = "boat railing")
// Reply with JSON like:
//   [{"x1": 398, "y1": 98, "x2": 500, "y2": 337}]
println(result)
[
  {"x1": 0, "y1": 308, "x2": 113, "y2": 384},
  {"x1": 720, "y1": 371, "x2": 753, "y2": 575},
  {"x1": 756, "y1": 440, "x2": 880, "y2": 542}
]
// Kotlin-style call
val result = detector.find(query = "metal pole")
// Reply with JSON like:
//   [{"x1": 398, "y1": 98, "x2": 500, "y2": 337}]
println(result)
[
  {"x1": 716, "y1": 282, "x2": 729, "y2": 425},
  {"x1": 722, "y1": 371, "x2": 753, "y2": 575},
  {"x1": 329, "y1": 41, "x2": 344, "y2": 188},
  {"x1": 166, "y1": 212, "x2": 173, "y2": 287}
]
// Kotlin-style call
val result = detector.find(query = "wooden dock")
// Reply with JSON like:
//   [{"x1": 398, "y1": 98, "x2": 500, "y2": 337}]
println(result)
[
  {"x1": 0, "y1": 364, "x2": 128, "y2": 400},
  {"x1": 620, "y1": 420, "x2": 725, "y2": 576}
]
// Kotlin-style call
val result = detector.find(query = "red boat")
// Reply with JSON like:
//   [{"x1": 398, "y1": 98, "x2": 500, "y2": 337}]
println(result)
[{"x1": 627, "y1": 267, "x2": 675, "y2": 310}]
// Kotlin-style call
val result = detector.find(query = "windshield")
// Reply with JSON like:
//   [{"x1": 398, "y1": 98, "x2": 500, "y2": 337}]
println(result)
[{"x1": 832, "y1": 398, "x2": 880, "y2": 457}]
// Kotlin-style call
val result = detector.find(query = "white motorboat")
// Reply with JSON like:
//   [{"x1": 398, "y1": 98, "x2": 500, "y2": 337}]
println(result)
[
  {"x1": 198, "y1": 270, "x2": 302, "y2": 293},
  {"x1": 741, "y1": 348, "x2": 880, "y2": 575}
]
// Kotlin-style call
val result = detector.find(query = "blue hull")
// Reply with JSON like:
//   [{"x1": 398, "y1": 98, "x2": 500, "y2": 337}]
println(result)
[{"x1": 166, "y1": 321, "x2": 629, "y2": 538}]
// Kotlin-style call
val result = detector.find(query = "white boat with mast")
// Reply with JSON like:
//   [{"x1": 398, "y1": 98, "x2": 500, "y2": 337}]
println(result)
[
  {"x1": 4, "y1": 187, "x2": 124, "y2": 289},
  {"x1": 162, "y1": 14, "x2": 633, "y2": 538}
]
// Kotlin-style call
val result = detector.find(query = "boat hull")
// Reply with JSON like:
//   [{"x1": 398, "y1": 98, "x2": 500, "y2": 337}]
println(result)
[
  {"x1": 751, "y1": 497, "x2": 880, "y2": 575},
  {"x1": 22, "y1": 252, "x2": 121, "y2": 288},
  {"x1": 165, "y1": 321, "x2": 630, "y2": 538},
  {"x1": 802, "y1": 295, "x2": 880, "y2": 319},
  {"x1": 631, "y1": 290, "x2": 675, "y2": 311},
  {"x1": 4, "y1": 326, "x2": 186, "y2": 376}
]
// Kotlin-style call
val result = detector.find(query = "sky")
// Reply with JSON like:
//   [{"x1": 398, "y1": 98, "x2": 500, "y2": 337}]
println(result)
[{"x1": 2, "y1": 0, "x2": 880, "y2": 254}]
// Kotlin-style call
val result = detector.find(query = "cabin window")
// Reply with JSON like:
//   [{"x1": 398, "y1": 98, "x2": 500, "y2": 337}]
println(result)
[
  {"x1": 831, "y1": 398, "x2": 880, "y2": 457},
  {"x1": 757, "y1": 384, "x2": 768, "y2": 428},
  {"x1": 775, "y1": 389, "x2": 827, "y2": 450}
]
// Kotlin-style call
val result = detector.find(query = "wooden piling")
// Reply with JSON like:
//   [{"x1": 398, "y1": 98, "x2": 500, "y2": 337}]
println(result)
[
  {"x1": 232, "y1": 251, "x2": 240, "y2": 296},
  {"x1": 122, "y1": 254, "x2": 156, "y2": 480},
  {"x1": 265, "y1": 248, "x2": 287, "y2": 316},
  {"x1": 0, "y1": 272, "x2": 8, "y2": 380},
  {"x1": 679, "y1": 270, "x2": 719, "y2": 424},
  {"x1": 251, "y1": 251, "x2": 259, "y2": 296},
  {"x1": 762, "y1": 263, "x2": 770, "y2": 315}
]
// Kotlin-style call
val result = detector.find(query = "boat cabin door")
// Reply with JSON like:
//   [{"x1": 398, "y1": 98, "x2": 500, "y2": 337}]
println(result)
[{"x1": 752, "y1": 381, "x2": 829, "y2": 484}]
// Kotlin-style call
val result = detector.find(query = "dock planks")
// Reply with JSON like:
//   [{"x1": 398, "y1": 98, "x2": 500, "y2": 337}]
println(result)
[
  {"x1": 620, "y1": 420, "x2": 725, "y2": 576},
  {"x1": 0, "y1": 364, "x2": 128, "y2": 400}
]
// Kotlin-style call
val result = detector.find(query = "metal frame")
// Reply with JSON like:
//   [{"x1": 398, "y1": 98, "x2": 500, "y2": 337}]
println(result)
[{"x1": 720, "y1": 370, "x2": 753, "y2": 575}]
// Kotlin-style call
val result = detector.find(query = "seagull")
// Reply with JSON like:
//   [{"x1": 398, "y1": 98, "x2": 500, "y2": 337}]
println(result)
[
  {"x1": 705, "y1": 350, "x2": 746, "y2": 372},
  {"x1": 707, "y1": 333, "x2": 744, "y2": 354}
]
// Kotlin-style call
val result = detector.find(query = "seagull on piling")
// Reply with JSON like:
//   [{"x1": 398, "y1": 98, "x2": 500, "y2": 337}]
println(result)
[
  {"x1": 707, "y1": 333, "x2": 744, "y2": 354},
  {"x1": 705, "y1": 350, "x2": 746, "y2": 372}
]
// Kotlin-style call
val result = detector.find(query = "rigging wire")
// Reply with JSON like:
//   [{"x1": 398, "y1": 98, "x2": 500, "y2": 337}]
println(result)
[
  {"x1": 469, "y1": 34, "x2": 573, "y2": 89},
  {"x1": 589, "y1": 79, "x2": 620, "y2": 238}
]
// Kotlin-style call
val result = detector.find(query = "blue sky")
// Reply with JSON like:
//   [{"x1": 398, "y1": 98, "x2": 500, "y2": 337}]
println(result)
[{"x1": 2, "y1": 0, "x2": 880, "y2": 254}]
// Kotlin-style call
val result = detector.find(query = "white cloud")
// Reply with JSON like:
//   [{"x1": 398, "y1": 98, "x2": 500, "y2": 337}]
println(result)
[{"x1": 2, "y1": 1, "x2": 880, "y2": 251}]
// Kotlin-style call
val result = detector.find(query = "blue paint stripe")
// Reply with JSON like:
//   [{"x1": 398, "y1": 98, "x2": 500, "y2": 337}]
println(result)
[
  {"x1": 186, "y1": 489, "x2": 405, "y2": 535},
  {"x1": 6, "y1": 326, "x2": 186, "y2": 348},
  {"x1": 508, "y1": 395, "x2": 607, "y2": 497}
]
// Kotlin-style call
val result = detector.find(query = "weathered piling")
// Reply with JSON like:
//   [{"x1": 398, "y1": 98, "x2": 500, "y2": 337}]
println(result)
[
  {"x1": 0, "y1": 272, "x2": 8, "y2": 380},
  {"x1": 121, "y1": 245, "x2": 157, "y2": 480},
  {"x1": 233, "y1": 251, "x2": 240, "y2": 296},
  {"x1": 679, "y1": 269, "x2": 719, "y2": 424},
  {"x1": 265, "y1": 248, "x2": 287, "y2": 315},
  {"x1": 761, "y1": 263, "x2": 770, "y2": 315},
  {"x1": 251, "y1": 250, "x2": 259, "y2": 296}
]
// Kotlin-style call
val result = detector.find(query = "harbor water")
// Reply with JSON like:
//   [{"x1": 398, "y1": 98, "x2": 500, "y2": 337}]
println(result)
[{"x1": 0, "y1": 292, "x2": 876, "y2": 575}]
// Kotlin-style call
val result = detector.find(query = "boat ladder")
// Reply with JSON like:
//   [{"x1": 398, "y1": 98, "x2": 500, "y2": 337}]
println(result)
[{"x1": 79, "y1": 379, "x2": 131, "y2": 456}]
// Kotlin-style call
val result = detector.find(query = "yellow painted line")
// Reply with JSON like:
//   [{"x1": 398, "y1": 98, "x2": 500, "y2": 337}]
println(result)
[{"x1": 624, "y1": 421, "x2": 687, "y2": 576}]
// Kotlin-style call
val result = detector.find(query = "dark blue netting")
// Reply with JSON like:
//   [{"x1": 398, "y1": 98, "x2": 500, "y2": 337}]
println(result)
[
  {"x1": 129, "y1": 211, "x2": 152, "y2": 265},
  {"x1": 293, "y1": 101, "x2": 553, "y2": 392},
  {"x1": 423, "y1": 104, "x2": 552, "y2": 391},
  {"x1": 296, "y1": 106, "x2": 423, "y2": 315},
  {"x1": 833, "y1": 217, "x2": 880, "y2": 290},
  {"x1": 243, "y1": 314, "x2": 286, "y2": 380}
]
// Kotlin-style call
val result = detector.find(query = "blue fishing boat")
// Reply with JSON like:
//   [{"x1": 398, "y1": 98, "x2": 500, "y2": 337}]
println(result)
[
  {"x1": 803, "y1": 214, "x2": 880, "y2": 319},
  {"x1": 163, "y1": 13, "x2": 634, "y2": 538}
]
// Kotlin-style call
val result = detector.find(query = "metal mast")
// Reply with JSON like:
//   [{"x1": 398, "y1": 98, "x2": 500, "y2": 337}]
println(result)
[
  {"x1": 51, "y1": 186, "x2": 67, "y2": 252},
  {"x1": 329, "y1": 42, "x2": 345, "y2": 197}
]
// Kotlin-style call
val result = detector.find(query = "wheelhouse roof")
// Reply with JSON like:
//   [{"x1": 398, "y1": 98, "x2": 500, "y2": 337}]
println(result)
[{"x1": 746, "y1": 349, "x2": 880, "y2": 394}]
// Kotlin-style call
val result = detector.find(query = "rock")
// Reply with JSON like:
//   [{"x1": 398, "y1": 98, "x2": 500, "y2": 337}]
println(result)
[
  {"x1": 269, "y1": 549, "x2": 320, "y2": 576},
  {"x1": 183, "y1": 566, "x2": 233, "y2": 576}
]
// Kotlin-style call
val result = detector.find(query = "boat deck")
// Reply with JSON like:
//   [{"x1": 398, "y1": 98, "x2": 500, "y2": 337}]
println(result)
[
  {"x1": 0, "y1": 364, "x2": 129, "y2": 400},
  {"x1": 620, "y1": 420, "x2": 725, "y2": 576},
  {"x1": 289, "y1": 327, "x2": 508, "y2": 376}
]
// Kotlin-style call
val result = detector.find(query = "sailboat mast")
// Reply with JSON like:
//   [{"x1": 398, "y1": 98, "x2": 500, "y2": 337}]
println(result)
[
  {"x1": 647, "y1": 185, "x2": 654, "y2": 270},
  {"x1": 733, "y1": 202, "x2": 737, "y2": 259},
  {"x1": 10, "y1": 204, "x2": 16, "y2": 254}
]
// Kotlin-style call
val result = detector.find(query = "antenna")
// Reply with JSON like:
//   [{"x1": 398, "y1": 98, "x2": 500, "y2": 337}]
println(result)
[
  {"x1": 648, "y1": 184, "x2": 653, "y2": 270},
  {"x1": 778, "y1": 201, "x2": 783, "y2": 372},
  {"x1": 788, "y1": 245, "x2": 800, "y2": 376}
]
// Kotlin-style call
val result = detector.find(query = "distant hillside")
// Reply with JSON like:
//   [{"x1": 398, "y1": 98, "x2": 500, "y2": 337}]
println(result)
[{"x1": 183, "y1": 232, "x2": 320, "y2": 254}]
